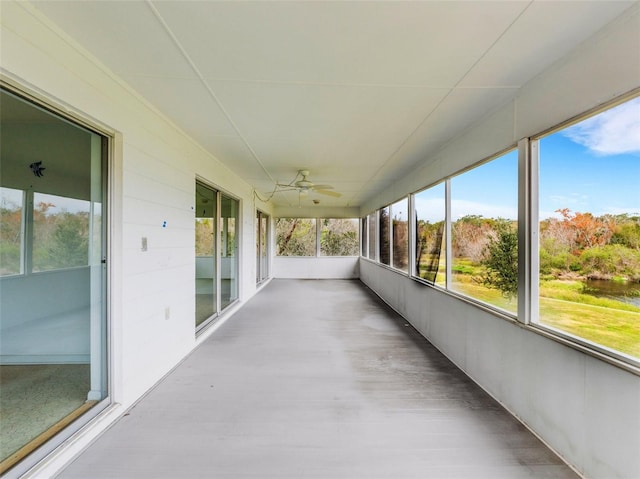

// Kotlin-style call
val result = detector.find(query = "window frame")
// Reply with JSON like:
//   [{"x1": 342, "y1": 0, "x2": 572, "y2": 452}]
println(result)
[{"x1": 364, "y1": 90, "x2": 640, "y2": 372}]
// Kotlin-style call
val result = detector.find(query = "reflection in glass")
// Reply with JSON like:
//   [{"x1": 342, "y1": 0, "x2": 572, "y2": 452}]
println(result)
[
  {"x1": 195, "y1": 183, "x2": 216, "y2": 326},
  {"x1": 260, "y1": 213, "x2": 268, "y2": 282},
  {"x1": 220, "y1": 194, "x2": 239, "y2": 309}
]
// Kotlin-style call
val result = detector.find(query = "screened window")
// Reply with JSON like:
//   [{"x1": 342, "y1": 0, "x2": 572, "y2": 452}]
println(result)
[
  {"x1": 367, "y1": 212, "x2": 377, "y2": 260},
  {"x1": 379, "y1": 206, "x2": 390, "y2": 265},
  {"x1": 320, "y1": 219, "x2": 359, "y2": 256},
  {"x1": 414, "y1": 182, "x2": 446, "y2": 285},
  {"x1": 450, "y1": 150, "x2": 518, "y2": 314},
  {"x1": 391, "y1": 198, "x2": 408, "y2": 272},
  {"x1": 536, "y1": 97, "x2": 640, "y2": 359},
  {"x1": 0, "y1": 187, "x2": 24, "y2": 276},
  {"x1": 32, "y1": 193, "x2": 90, "y2": 272},
  {"x1": 361, "y1": 216, "x2": 368, "y2": 258},
  {"x1": 256, "y1": 211, "x2": 269, "y2": 283},
  {"x1": 276, "y1": 218, "x2": 316, "y2": 256}
]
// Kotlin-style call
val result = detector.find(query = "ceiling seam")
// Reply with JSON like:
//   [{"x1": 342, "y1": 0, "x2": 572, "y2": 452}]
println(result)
[
  {"x1": 144, "y1": 0, "x2": 279, "y2": 191},
  {"x1": 356, "y1": 1, "x2": 535, "y2": 205}
]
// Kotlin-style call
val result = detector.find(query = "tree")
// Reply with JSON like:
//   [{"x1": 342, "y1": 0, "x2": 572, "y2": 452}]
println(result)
[
  {"x1": 320, "y1": 219, "x2": 358, "y2": 256},
  {"x1": 276, "y1": 218, "x2": 316, "y2": 256},
  {"x1": 452, "y1": 215, "x2": 495, "y2": 263},
  {"x1": 379, "y1": 208, "x2": 390, "y2": 264},
  {"x1": 481, "y1": 220, "x2": 518, "y2": 299}
]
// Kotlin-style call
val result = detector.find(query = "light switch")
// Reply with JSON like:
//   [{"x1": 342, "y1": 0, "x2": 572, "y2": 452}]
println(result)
[{"x1": 141, "y1": 237, "x2": 148, "y2": 251}]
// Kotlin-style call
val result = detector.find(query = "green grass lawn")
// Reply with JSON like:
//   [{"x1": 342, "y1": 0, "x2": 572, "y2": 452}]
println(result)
[{"x1": 444, "y1": 260, "x2": 640, "y2": 358}]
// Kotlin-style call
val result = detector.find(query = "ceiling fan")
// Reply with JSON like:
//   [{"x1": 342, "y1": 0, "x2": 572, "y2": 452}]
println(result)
[{"x1": 275, "y1": 170, "x2": 341, "y2": 198}]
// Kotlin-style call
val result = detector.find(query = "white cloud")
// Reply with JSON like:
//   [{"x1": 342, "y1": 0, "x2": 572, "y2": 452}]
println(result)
[{"x1": 562, "y1": 97, "x2": 640, "y2": 155}]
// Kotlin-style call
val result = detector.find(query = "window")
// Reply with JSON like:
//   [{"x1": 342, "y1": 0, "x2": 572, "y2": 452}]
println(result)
[
  {"x1": 361, "y1": 216, "x2": 368, "y2": 258},
  {"x1": 414, "y1": 182, "x2": 446, "y2": 285},
  {"x1": 320, "y1": 219, "x2": 359, "y2": 256},
  {"x1": 450, "y1": 150, "x2": 518, "y2": 314},
  {"x1": 276, "y1": 218, "x2": 317, "y2": 256},
  {"x1": 536, "y1": 97, "x2": 640, "y2": 359},
  {"x1": 379, "y1": 206, "x2": 390, "y2": 265},
  {"x1": 256, "y1": 211, "x2": 269, "y2": 283},
  {"x1": 391, "y1": 198, "x2": 408, "y2": 272},
  {"x1": 32, "y1": 193, "x2": 90, "y2": 272},
  {"x1": 367, "y1": 212, "x2": 377, "y2": 260},
  {"x1": 0, "y1": 187, "x2": 24, "y2": 276},
  {"x1": 220, "y1": 194, "x2": 239, "y2": 309}
]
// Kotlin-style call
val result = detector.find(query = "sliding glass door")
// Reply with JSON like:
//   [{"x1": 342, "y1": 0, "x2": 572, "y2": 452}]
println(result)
[
  {"x1": 195, "y1": 182, "x2": 217, "y2": 327},
  {"x1": 0, "y1": 88, "x2": 108, "y2": 474},
  {"x1": 195, "y1": 184, "x2": 239, "y2": 330}
]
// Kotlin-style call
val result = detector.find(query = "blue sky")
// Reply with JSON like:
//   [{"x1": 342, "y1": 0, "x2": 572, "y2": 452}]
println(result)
[{"x1": 415, "y1": 97, "x2": 640, "y2": 222}]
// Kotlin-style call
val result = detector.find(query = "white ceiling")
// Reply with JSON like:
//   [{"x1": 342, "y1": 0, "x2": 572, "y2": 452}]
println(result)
[{"x1": 31, "y1": 0, "x2": 636, "y2": 207}]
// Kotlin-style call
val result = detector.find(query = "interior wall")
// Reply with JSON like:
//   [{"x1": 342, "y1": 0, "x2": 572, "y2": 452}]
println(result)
[
  {"x1": 0, "y1": 268, "x2": 90, "y2": 364},
  {"x1": 359, "y1": 6, "x2": 640, "y2": 479}
]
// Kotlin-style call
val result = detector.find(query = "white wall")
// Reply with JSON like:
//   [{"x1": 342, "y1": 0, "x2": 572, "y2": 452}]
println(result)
[
  {"x1": 0, "y1": 268, "x2": 90, "y2": 364},
  {"x1": 273, "y1": 256, "x2": 359, "y2": 279},
  {"x1": 1, "y1": 1, "x2": 270, "y2": 474},
  {"x1": 359, "y1": 6, "x2": 640, "y2": 479}
]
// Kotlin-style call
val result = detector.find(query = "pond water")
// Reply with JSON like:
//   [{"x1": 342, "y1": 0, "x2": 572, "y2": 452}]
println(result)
[{"x1": 583, "y1": 279, "x2": 640, "y2": 308}]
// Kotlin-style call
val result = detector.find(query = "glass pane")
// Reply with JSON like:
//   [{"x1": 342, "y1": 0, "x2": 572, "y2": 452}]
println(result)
[
  {"x1": 414, "y1": 183, "x2": 446, "y2": 285},
  {"x1": 276, "y1": 218, "x2": 316, "y2": 256},
  {"x1": 450, "y1": 150, "x2": 518, "y2": 314},
  {"x1": 0, "y1": 187, "x2": 24, "y2": 276},
  {"x1": 0, "y1": 89, "x2": 107, "y2": 465},
  {"x1": 320, "y1": 218, "x2": 359, "y2": 256},
  {"x1": 367, "y1": 213, "x2": 377, "y2": 260},
  {"x1": 32, "y1": 193, "x2": 90, "y2": 272},
  {"x1": 220, "y1": 194, "x2": 239, "y2": 309},
  {"x1": 538, "y1": 97, "x2": 640, "y2": 359},
  {"x1": 260, "y1": 214, "x2": 268, "y2": 281},
  {"x1": 195, "y1": 183, "x2": 216, "y2": 326},
  {"x1": 361, "y1": 217, "x2": 368, "y2": 257},
  {"x1": 379, "y1": 206, "x2": 390, "y2": 265},
  {"x1": 256, "y1": 212, "x2": 261, "y2": 283},
  {"x1": 391, "y1": 199, "x2": 408, "y2": 272}
]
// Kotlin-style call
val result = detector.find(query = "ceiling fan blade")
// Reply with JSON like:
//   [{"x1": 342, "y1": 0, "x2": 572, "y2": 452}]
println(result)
[
  {"x1": 311, "y1": 184, "x2": 334, "y2": 190},
  {"x1": 315, "y1": 189, "x2": 342, "y2": 198}
]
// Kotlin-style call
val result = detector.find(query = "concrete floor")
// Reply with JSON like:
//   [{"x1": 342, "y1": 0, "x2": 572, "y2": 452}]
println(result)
[{"x1": 58, "y1": 279, "x2": 578, "y2": 479}]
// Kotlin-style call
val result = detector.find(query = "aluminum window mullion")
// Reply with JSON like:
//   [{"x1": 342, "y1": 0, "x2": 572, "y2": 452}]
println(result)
[
  {"x1": 517, "y1": 138, "x2": 539, "y2": 325},
  {"x1": 445, "y1": 179, "x2": 452, "y2": 290},
  {"x1": 215, "y1": 191, "x2": 222, "y2": 314},
  {"x1": 409, "y1": 194, "x2": 416, "y2": 277}
]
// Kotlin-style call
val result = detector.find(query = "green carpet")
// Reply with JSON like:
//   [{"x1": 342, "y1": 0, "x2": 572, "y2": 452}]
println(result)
[{"x1": 0, "y1": 364, "x2": 90, "y2": 461}]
